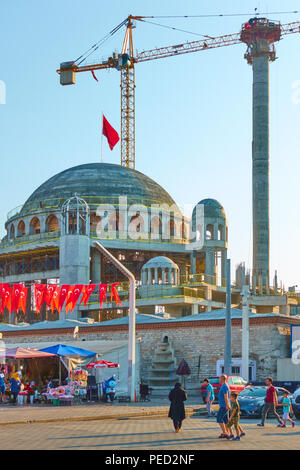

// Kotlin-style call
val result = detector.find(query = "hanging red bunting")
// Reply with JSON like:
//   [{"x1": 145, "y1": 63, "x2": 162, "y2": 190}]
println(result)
[
  {"x1": 59, "y1": 285, "x2": 71, "y2": 311},
  {"x1": 99, "y1": 283, "x2": 108, "y2": 308},
  {"x1": 0, "y1": 284, "x2": 9, "y2": 314},
  {"x1": 1, "y1": 282, "x2": 122, "y2": 315},
  {"x1": 50, "y1": 286, "x2": 60, "y2": 314},
  {"x1": 3, "y1": 286, "x2": 12, "y2": 314},
  {"x1": 110, "y1": 282, "x2": 122, "y2": 307},
  {"x1": 70, "y1": 285, "x2": 84, "y2": 312},
  {"x1": 65, "y1": 286, "x2": 75, "y2": 314},
  {"x1": 34, "y1": 284, "x2": 47, "y2": 314},
  {"x1": 80, "y1": 284, "x2": 96, "y2": 306},
  {"x1": 18, "y1": 287, "x2": 28, "y2": 315},
  {"x1": 44, "y1": 284, "x2": 56, "y2": 307},
  {"x1": 11, "y1": 284, "x2": 23, "y2": 313}
]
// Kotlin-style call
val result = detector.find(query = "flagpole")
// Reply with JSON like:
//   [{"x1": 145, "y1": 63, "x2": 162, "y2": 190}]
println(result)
[{"x1": 101, "y1": 112, "x2": 104, "y2": 163}]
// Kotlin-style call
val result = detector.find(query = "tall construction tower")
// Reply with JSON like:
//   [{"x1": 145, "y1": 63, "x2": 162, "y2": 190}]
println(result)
[{"x1": 240, "y1": 18, "x2": 281, "y2": 292}]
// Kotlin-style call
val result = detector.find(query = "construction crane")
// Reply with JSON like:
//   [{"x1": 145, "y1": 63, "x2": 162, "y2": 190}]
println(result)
[
  {"x1": 57, "y1": 15, "x2": 300, "y2": 170},
  {"x1": 58, "y1": 14, "x2": 300, "y2": 295}
]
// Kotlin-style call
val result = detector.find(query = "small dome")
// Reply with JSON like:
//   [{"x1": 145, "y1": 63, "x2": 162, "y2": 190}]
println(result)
[
  {"x1": 142, "y1": 256, "x2": 179, "y2": 270},
  {"x1": 192, "y1": 198, "x2": 226, "y2": 220}
]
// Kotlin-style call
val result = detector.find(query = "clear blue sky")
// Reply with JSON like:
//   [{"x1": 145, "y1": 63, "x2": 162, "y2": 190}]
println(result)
[{"x1": 0, "y1": 0, "x2": 299, "y2": 288}]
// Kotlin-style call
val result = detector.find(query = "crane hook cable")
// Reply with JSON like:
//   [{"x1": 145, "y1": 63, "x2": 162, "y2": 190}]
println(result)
[{"x1": 74, "y1": 17, "x2": 128, "y2": 65}]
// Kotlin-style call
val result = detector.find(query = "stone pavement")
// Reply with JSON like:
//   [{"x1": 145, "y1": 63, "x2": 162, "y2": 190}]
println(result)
[
  {"x1": 0, "y1": 396, "x2": 201, "y2": 426},
  {"x1": 0, "y1": 415, "x2": 299, "y2": 450}
]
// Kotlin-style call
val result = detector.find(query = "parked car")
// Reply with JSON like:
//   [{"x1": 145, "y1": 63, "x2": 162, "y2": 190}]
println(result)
[
  {"x1": 291, "y1": 387, "x2": 300, "y2": 419},
  {"x1": 238, "y1": 386, "x2": 294, "y2": 418},
  {"x1": 201, "y1": 376, "x2": 248, "y2": 402}
]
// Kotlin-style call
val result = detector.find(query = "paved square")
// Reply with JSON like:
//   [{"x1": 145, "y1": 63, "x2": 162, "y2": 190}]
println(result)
[{"x1": 0, "y1": 415, "x2": 299, "y2": 450}]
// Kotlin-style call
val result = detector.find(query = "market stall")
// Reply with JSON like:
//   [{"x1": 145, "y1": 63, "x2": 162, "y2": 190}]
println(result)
[
  {"x1": 39, "y1": 344, "x2": 97, "y2": 405},
  {"x1": 86, "y1": 360, "x2": 119, "y2": 401},
  {"x1": 0, "y1": 347, "x2": 56, "y2": 404}
]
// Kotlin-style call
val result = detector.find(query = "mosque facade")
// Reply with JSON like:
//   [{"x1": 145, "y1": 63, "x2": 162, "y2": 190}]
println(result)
[{"x1": 0, "y1": 162, "x2": 231, "y2": 323}]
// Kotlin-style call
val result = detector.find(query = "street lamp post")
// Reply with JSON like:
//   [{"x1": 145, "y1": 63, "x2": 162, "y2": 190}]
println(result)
[
  {"x1": 93, "y1": 241, "x2": 136, "y2": 402},
  {"x1": 224, "y1": 258, "x2": 231, "y2": 375},
  {"x1": 241, "y1": 285, "x2": 250, "y2": 382}
]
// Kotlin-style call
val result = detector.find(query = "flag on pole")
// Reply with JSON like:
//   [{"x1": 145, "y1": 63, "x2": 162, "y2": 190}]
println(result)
[{"x1": 102, "y1": 114, "x2": 119, "y2": 150}]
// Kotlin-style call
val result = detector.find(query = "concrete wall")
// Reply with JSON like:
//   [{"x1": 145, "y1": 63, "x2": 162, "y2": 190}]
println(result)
[
  {"x1": 277, "y1": 359, "x2": 300, "y2": 381},
  {"x1": 1, "y1": 319, "x2": 291, "y2": 388}
]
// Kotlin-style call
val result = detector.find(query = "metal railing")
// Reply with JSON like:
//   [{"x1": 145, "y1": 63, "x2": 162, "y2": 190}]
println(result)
[{"x1": 0, "y1": 231, "x2": 60, "y2": 250}]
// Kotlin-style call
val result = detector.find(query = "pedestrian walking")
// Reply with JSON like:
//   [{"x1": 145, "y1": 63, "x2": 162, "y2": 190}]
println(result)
[
  {"x1": 226, "y1": 392, "x2": 245, "y2": 440},
  {"x1": 279, "y1": 390, "x2": 295, "y2": 428},
  {"x1": 203, "y1": 378, "x2": 215, "y2": 416},
  {"x1": 257, "y1": 377, "x2": 283, "y2": 427},
  {"x1": 216, "y1": 374, "x2": 231, "y2": 439},
  {"x1": 168, "y1": 382, "x2": 187, "y2": 433}
]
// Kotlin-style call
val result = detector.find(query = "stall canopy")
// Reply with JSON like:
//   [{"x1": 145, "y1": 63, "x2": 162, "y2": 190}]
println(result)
[
  {"x1": 38, "y1": 344, "x2": 96, "y2": 357},
  {"x1": 39, "y1": 344, "x2": 97, "y2": 377},
  {"x1": 86, "y1": 360, "x2": 120, "y2": 369},
  {"x1": 0, "y1": 347, "x2": 55, "y2": 359}
]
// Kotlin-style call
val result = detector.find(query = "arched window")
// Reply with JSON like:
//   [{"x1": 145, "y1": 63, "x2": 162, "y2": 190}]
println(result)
[
  {"x1": 108, "y1": 212, "x2": 124, "y2": 232},
  {"x1": 206, "y1": 224, "x2": 214, "y2": 240},
  {"x1": 150, "y1": 216, "x2": 162, "y2": 237},
  {"x1": 9, "y1": 224, "x2": 15, "y2": 239},
  {"x1": 90, "y1": 213, "x2": 102, "y2": 232},
  {"x1": 29, "y1": 217, "x2": 40, "y2": 235},
  {"x1": 46, "y1": 215, "x2": 59, "y2": 233},
  {"x1": 181, "y1": 220, "x2": 188, "y2": 240},
  {"x1": 17, "y1": 220, "x2": 25, "y2": 237},
  {"x1": 218, "y1": 224, "x2": 223, "y2": 241},
  {"x1": 129, "y1": 213, "x2": 144, "y2": 233},
  {"x1": 170, "y1": 219, "x2": 175, "y2": 237}
]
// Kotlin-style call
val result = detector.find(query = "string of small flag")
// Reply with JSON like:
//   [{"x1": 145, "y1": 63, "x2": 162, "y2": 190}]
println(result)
[{"x1": 0, "y1": 282, "x2": 122, "y2": 315}]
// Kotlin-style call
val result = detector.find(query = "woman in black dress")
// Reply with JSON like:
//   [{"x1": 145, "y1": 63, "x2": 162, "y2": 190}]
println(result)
[{"x1": 168, "y1": 382, "x2": 188, "y2": 432}]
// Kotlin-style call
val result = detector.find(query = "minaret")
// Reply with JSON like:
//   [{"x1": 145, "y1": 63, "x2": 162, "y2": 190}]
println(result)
[{"x1": 240, "y1": 18, "x2": 281, "y2": 291}]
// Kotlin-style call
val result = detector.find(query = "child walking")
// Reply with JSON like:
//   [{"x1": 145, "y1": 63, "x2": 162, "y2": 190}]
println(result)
[
  {"x1": 227, "y1": 392, "x2": 245, "y2": 441},
  {"x1": 280, "y1": 391, "x2": 295, "y2": 428}
]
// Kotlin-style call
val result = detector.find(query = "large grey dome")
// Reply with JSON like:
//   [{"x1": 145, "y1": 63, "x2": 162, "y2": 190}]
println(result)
[{"x1": 20, "y1": 163, "x2": 179, "y2": 215}]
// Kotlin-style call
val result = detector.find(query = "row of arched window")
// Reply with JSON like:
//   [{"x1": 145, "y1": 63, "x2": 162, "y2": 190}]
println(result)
[
  {"x1": 9, "y1": 215, "x2": 59, "y2": 239},
  {"x1": 90, "y1": 213, "x2": 189, "y2": 239},
  {"x1": 205, "y1": 224, "x2": 227, "y2": 241},
  {"x1": 9, "y1": 213, "x2": 227, "y2": 242}
]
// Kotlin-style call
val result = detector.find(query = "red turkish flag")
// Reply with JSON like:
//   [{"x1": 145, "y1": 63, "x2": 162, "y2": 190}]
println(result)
[
  {"x1": 80, "y1": 284, "x2": 96, "y2": 306},
  {"x1": 50, "y1": 286, "x2": 60, "y2": 313},
  {"x1": 70, "y1": 285, "x2": 84, "y2": 312},
  {"x1": 3, "y1": 286, "x2": 12, "y2": 313},
  {"x1": 0, "y1": 283, "x2": 9, "y2": 314},
  {"x1": 99, "y1": 283, "x2": 108, "y2": 308},
  {"x1": 44, "y1": 284, "x2": 56, "y2": 307},
  {"x1": 12, "y1": 284, "x2": 23, "y2": 313},
  {"x1": 59, "y1": 285, "x2": 71, "y2": 311},
  {"x1": 110, "y1": 282, "x2": 122, "y2": 307},
  {"x1": 34, "y1": 284, "x2": 47, "y2": 314},
  {"x1": 102, "y1": 115, "x2": 119, "y2": 150},
  {"x1": 65, "y1": 286, "x2": 75, "y2": 314},
  {"x1": 18, "y1": 287, "x2": 28, "y2": 315}
]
